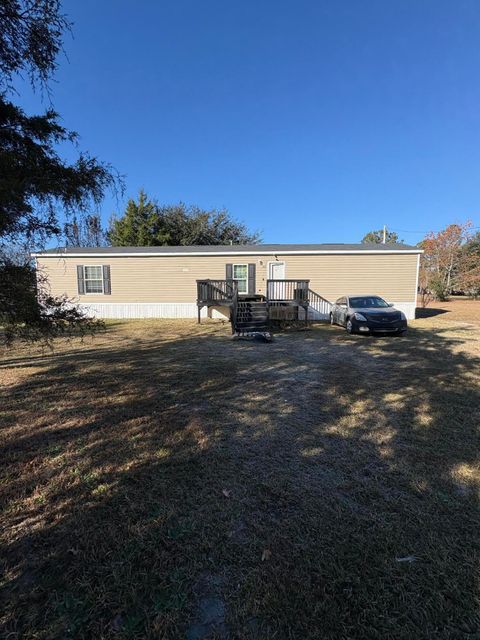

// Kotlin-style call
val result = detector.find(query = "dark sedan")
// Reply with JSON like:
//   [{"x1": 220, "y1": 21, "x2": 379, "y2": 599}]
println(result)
[{"x1": 330, "y1": 295, "x2": 408, "y2": 335}]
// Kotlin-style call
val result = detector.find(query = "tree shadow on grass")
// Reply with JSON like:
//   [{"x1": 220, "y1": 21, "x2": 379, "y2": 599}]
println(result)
[{"x1": 1, "y1": 321, "x2": 480, "y2": 639}]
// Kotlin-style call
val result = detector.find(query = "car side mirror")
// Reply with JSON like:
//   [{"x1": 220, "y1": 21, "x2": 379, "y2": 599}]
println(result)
[{"x1": 387, "y1": 303, "x2": 394, "y2": 307}]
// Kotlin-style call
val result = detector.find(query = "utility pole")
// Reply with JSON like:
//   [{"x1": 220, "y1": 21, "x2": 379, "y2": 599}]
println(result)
[{"x1": 382, "y1": 225, "x2": 387, "y2": 244}]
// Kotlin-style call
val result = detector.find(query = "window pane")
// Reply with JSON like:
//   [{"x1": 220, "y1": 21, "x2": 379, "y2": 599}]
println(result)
[
  {"x1": 84, "y1": 265, "x2": 103, "y2": 293},
  {"x1": 233, "y1": 264, "x2": 247, "y2": 279},
  {"x1": 85, "y1": 280, "x2": 103, "y2": 293},
  {"x1": 85, "y1": 266, "x2": 102, "y2": 279},
  {"x1": 237, "y1": 279, "x2": 247, "y2": 293}
]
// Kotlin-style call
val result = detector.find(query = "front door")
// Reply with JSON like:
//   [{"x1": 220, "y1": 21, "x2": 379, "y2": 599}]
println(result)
[
  {"x1": 268, "y1": 261, "x2": 285, "y2": 280},
  {"x1": 268, "y1": 261, "x2": 286, "y2": 299}
]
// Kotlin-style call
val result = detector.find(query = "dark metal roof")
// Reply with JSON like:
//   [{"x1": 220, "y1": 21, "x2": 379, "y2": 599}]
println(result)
[{"x1": 34, "y1": 242, "x2": 421, "y2": 255}]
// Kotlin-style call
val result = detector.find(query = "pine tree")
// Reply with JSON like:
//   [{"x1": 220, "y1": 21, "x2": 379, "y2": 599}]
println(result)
[
  {"x1": 108, "y1": 190, "x2": 168, "y2": 246},
  {"x1": 361, "y1": 229, "x2": 403, "y2": 244},
  {"x1": 108, "y1": 192, "x2": 260, "y2": 246},
  {"x1": 0, "y1": 0, "x2": 119, "y2": 343}
]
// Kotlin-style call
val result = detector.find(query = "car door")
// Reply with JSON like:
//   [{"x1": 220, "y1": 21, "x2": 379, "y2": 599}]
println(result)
[
  {"x1": 333, "y1": 297, "x2": 344, "y2": 324},
  {"x1": 337, "y1": 297, "x2": 348, "y2": 325},
  {"x1": 332, "y1": 298, "x2": 341, "y2": 323}
]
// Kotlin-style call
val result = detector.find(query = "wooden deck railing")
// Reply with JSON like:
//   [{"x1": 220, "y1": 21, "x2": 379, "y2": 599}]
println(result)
[
  {"x1": 306, "y1": 289, "x2": 332, "y2": 320},
  {"x1": 197, "y1": 279, "x2": 238, "y2": 305},
  {"x1": 197, "y1": 278, "x2": 331, "y2": 328},
  {"x1": 266, "y1": 279, "x2": 310, "y2": 302}
]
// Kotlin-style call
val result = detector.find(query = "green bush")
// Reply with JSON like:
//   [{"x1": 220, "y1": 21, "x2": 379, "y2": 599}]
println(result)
[{"x1": 429, "y1": 276, "x2": 449, "y2": 301}]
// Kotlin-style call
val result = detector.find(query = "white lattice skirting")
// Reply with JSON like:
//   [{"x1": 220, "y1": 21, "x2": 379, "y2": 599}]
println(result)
[
  {"x1": 300, "y1": 301, "x2": 416, "y2": 321},
  {"x1": 78, "y1": 302, "x2": 229, "y2": 319},
  {"x1": 79, "y1": 301, "x2": 417, "y2": 320}
]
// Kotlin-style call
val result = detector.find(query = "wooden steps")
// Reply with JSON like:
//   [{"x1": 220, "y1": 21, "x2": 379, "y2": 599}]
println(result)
[{"x1": 234, "y1": 300, "x2": 269, "y2": 332}]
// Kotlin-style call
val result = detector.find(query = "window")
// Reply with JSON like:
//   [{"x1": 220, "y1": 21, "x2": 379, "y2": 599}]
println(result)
[
  {"x1": 349, "y1": 296, "x2": 389, "y2": 308},
  {"x1": 84, "y1": 265, "x2": 104, "y2": 293},
  {"x1": 233, "y1": 264, "x2": 248, "y2": 294}
]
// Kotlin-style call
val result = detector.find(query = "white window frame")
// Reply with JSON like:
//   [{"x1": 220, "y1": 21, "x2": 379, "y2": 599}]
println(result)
[
  {"x1": 83, "y1": 265, "x2": 104, "y2": 294},
  {"x1": 232, "y1": 263, "x2": 248, "y2": 294}
]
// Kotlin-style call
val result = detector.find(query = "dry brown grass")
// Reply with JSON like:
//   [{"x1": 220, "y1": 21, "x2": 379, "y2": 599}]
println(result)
[
  {"x1": 417, "y1": 296, "x2": 480, "y2": 324},
  {"x1": 1, "y1": 302, "x2": 480, "y2": 639}
]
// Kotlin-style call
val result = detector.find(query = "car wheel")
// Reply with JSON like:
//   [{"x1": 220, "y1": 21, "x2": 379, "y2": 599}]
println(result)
[
  {"x1": 330, "y1": 312, "x2": 334, "y2": 325},
  {"x1": 346, "y1": 318, "x2": 355, "y2": 334}
]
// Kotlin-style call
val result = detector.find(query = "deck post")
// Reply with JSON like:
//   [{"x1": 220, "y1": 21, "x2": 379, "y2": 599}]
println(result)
[{"x1": 197, "y1": 305, "x2": 201, "y2": 324}]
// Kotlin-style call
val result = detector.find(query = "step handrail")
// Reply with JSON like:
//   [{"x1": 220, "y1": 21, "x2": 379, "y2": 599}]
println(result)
[
  {"x1": 307, "y1": 289, "x2": 332, "y2": 320},
  {"x1": 231, "y1": 285, "x2": 239, "y2": 333}
]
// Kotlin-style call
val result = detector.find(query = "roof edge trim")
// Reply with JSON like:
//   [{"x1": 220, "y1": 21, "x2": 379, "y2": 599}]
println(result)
[{"x1": 32, "y1": 249, "x2": 424, "y2": 257}]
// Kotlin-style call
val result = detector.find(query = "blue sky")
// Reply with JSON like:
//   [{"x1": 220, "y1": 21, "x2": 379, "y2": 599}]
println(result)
[{"x1": 18, "y1": 0, "x2": 480, "y2": 244}]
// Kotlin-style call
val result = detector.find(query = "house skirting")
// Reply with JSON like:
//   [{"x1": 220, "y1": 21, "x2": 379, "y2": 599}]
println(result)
[
  {"x1": 301, "y1": 301, "x2": 416, "y2": 321},
  {"x1": 386, "y1": 302, "x2": 416, "y2": 320},
  {"x1": 78, "y1": 302, "x2": 229, "y2": 319},
  {"x1": 78, "y1": 300, "x2": 417, "y2": 320}
]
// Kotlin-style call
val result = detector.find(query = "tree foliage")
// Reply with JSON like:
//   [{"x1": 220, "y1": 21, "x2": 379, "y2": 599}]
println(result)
[
  {"x1": 0, "y1": 0, "x2": 117, "y2": 343},
  {"x1": 1, "y1": 99, "x2": 115, "y2": 243},
  {"x1": 462, "y1": 232, "x2": 480, "y2": 298},
  {"x1": 0, "y1": 257, "x2": 101, "y2": 344},
  {"x1": 64, "y1": 214, "x2": 108, "y2": 247},
  {"x1": 463, "y1": 231, "x2": 480, "y2": 260},
  {"x1": 108, "y1": 190, "x2": 260, "y2": 247},
  {"x1": 107, "y1": 190, "x2": 166, "y2": 246},
  {"x1": 419, "y1": 222, "x2": 480, "y2": 304},
  {"x1": 361, "y1": 228, "x2": 403, "y2": 244},
  {"x1": 0, "y1": 0, "x2": 70, "y2": 91}
]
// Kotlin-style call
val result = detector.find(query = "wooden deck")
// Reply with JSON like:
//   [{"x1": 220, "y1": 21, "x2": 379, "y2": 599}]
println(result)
[{"x1": 196, "y1": 279, "x2": 331, "y2": 330}]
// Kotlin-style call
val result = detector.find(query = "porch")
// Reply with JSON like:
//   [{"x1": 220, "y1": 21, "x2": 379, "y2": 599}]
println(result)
[{"x1": 196, "y1": 278, "x2": 331, "y2": 332}]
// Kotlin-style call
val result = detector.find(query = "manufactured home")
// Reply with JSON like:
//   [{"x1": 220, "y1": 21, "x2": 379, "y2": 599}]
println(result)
[{"x1": 33, "y1": 244, "x2": 422, "y2": 326}]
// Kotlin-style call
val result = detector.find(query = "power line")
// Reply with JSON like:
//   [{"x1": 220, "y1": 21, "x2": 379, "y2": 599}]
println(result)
[{"x1": 390, "y1": 226, "x2": 480, "y2": 235}]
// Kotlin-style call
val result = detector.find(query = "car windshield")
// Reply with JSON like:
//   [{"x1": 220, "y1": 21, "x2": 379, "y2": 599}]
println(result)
[{"x1": 349, "y1": 296, "x2": 389, "y2": 308}]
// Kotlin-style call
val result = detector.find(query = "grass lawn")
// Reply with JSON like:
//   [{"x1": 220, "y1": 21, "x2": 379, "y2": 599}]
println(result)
[{"x1": 1, "y1": 302, "x2": 480, "y2": 639}]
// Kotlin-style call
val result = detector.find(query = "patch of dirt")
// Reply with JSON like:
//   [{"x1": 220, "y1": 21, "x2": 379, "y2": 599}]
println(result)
[{"x1": 187, "y1": 573, "x2": 228, "y2": 640}]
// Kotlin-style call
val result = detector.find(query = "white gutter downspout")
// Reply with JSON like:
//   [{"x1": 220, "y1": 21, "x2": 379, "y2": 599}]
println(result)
[{"x1": 414, "y1": 253, "x2": 421, "y2": 312}]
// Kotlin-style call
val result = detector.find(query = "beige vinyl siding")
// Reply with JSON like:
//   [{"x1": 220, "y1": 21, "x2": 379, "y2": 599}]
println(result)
[
  {"x1": 37, "y1": 252, "x2": 418, "y2": 305},
  {"x1": 37, "y1": 255, "x2": 268, "y2": 303},
  {"x1": 276, "y1": 253, "x2": 418, "y2": 303}
]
